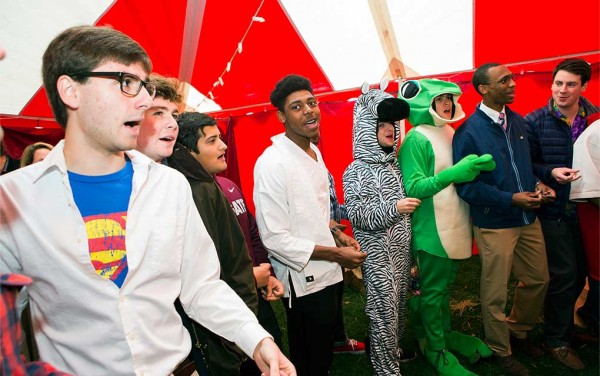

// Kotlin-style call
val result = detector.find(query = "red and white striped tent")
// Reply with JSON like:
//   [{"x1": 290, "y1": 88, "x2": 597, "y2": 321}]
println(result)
[{"x1": 1, "y1": 0, "x2": 598, "y2": 209}]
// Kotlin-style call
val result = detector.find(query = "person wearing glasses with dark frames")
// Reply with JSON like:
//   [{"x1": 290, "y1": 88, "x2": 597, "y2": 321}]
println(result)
[
  {"x1": 452, "y1": 63, "x2": 553, "y2": 376},
  {"x1": 0, "y1": 25, "x2": 295, "y2": 376},
  {"x1": 69, "y1": 71, "x2": 157, "y2": 98}
]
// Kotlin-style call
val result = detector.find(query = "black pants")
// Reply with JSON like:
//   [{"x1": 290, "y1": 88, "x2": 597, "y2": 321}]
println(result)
[
  {"x1": 540, "y1": 218, "x2": 587, "y2": 348},
  {"x1": 283, "y1": 283, "x2": 339, "y2": 376},
  {"x1": 334, "y1": 280, "x2": 348, "y2": 343}
]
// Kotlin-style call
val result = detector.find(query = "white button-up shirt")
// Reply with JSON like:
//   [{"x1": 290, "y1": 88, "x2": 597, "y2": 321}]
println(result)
[
  {"x1": 0, "y1": 141, "x2": 269, "y2": 375},
  {"x1": 253, "y1": 134, "x2": 343, "y2": 298}
]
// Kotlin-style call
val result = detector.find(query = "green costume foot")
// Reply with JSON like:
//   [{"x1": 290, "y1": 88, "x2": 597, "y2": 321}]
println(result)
[
  {"x1": 425, "y1": 348, "x2": 478, "y2": 376},
  {"x1": 446, "y1": 331, "x2": 493, "y2": 364}
]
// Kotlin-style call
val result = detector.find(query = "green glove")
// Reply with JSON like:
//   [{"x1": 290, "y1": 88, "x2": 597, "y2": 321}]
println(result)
[
  {"x1": 437, "y1": 154, "x2": 480, "y2": 187},
  {"x1": 473, "y1": 154, "x2": 495, "y2": 172}
]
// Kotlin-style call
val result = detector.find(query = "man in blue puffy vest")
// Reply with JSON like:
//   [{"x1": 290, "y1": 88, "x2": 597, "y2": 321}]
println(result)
[{"x1": 525, "y1": 58, "x2": 599, "y2": 371}]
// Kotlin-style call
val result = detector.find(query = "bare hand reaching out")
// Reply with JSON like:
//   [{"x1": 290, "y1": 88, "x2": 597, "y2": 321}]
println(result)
[{"x1": 551, "y1": 167, "x2": 580, "y2": 184}]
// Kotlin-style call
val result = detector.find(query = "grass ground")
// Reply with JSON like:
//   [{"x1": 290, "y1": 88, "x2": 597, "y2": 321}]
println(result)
[{"x1": 271, "y1": 255, "x2": 599, "y2": 375}]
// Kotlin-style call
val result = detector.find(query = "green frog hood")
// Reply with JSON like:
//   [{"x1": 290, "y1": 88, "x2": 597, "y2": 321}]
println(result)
[
  {"x1": 352, "y1": 81, "x2": 410, "y2": 163},
  {"x1": 399, "y1": 79, "x2": 465, "y2": 127}
]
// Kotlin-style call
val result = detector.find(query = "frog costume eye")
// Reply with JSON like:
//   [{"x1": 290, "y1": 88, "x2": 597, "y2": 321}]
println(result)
[{"x1": 399, "y1": 80, "x2": 421, "y2": 100}]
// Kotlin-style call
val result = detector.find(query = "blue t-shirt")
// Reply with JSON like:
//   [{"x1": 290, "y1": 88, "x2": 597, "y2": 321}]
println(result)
[{"x1": 68, "y1": 160, "x2": 133, "y2": 288}]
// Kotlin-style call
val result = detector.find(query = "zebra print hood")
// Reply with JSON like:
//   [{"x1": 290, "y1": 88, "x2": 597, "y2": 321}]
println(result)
[{"x1": 352, "y1": 83, "x2": 410, "y2": 164}]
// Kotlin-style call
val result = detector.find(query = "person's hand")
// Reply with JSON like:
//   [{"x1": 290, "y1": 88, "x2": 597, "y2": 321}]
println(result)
[
  {"x1": 335, "y1": 246, "x2": 367, "y2": 269},
  {"x1": 254, "y1": 263, "x2": 271, "y2": 289},
  {"x1": 535, "y1": 182, "x2": 556, "y2": 204},
  {"x1": 253, "y1": 337, "x2": 296, "y2": 376},
  {"x1": 551, "y1": 167, "x2": 580, "y2": 184},
  {"x1": 261, "y1": 276, "x2": 284, "y2": 301},
  {"x1": 334, "y1": 223, "x2": 347, "y2": 232},
  {"x1": 511, "y1": 191, "x2": 542, "y2": 209},
  {"x1": 396, "y1": 198, "x2": 421, "y2": 214},
  {"x1": 333, "y1": 230, "x2": 360, "y2": 252}
]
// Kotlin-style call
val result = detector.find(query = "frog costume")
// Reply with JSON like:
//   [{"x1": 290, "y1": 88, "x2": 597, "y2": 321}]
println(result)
[{"x1": 398, "y1": 79, "x2": 494, "y2": 375}]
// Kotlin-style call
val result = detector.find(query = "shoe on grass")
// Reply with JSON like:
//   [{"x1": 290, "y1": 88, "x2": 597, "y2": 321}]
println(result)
[
  {"x1": 543, "y1": 344, "x2": 585, "y2": 370},
  {"x1": 333, "y1": 338, "x2": 365, "y2": 355},
  {"x1": 495, "y1": 354, "x2": 529, "y2": 376}
]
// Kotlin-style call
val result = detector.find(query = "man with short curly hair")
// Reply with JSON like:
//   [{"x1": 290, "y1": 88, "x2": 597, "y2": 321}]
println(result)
[{"x1": 254, "y1": 74, "x2": 366, "y2": 376}]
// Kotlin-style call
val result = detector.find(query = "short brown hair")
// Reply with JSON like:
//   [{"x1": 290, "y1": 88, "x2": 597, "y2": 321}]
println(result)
[
  {"x1": 149, "y1": 74, "x2": 183, "y2": 105},
  {"x1": 42, "y1": 25, "x2": 152, "y2": 128}
]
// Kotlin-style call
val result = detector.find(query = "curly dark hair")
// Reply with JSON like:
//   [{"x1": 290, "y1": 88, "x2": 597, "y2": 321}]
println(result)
[
  {"x1": 472, "y1": 63, "x2": 500, "y2": 95},
  {"x1": 269, "y1": 74, "x2": 314, "y2": 112},
  {"x1": 176, "y1": 112, "x2": 219, "y2": 154},
  {"x1": 553, "y1": 58, "x2": 592, "y2": 85}
]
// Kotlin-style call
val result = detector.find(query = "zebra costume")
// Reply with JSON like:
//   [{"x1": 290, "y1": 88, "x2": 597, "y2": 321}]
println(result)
[{"x1": 342, "y1": 82, "x2": 412, "y2": 375}]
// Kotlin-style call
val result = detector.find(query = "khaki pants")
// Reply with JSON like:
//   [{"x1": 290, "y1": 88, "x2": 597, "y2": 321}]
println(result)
[{"x1": 474, "y1": 219, "x2": 549, "y2": 356}]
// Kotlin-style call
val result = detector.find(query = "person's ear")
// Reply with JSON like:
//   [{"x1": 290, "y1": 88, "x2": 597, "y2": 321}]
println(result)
[
  {"x1": 478, "y1": 84, "x2": 489, "y2": 96},
  {"x1": 581, "y1": 82, "x2": 588, "y2": 92},
  {"x1": 277, "y1": 110, "x2": 286, "y2": 124},
  {"x1": 57, "y1": 75, "x2": 80, "y2": 110}
]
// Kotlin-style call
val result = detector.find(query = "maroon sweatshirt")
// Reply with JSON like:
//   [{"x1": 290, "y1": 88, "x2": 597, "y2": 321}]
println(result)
[{"x1": 215, "y1": 176, "x2": 271, "y2": 268}]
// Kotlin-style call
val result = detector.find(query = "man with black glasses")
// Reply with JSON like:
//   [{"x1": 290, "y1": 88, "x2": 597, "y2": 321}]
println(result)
[{"x1": 0, "y1": 25, "x2": 294, "y2": 376}]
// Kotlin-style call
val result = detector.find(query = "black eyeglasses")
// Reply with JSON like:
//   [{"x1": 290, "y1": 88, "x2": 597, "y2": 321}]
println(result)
[{"x1": 71, "y1": 72, "x2": 156, "y2": 99}]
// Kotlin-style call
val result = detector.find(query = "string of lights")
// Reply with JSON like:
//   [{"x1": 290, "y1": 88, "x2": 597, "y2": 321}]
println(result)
[{"x1": 195, "y1": 0, "x2": 266, "y2": 108}]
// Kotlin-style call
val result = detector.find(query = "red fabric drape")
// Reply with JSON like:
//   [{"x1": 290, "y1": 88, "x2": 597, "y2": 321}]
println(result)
[
  {"x1": 217, "y1": 117, "x2": 243, "y2": 189},
  {"x1": 1, "y1": 127, "x2": 64, "y2": 159}
]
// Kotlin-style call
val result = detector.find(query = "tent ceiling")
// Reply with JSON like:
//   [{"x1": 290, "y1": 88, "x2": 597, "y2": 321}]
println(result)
[{"x1": 0, "y1": 0, "x2": 598, "y2": 130}]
